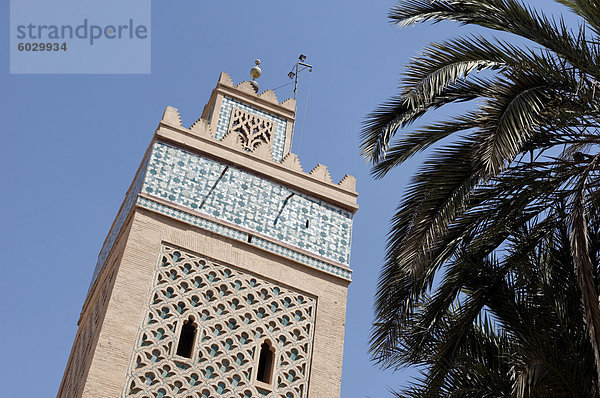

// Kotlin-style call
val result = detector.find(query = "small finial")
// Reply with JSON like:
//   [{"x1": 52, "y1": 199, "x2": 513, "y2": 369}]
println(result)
[{"x1": 250, "y1": 59, "x2": 261, "y2": 92}]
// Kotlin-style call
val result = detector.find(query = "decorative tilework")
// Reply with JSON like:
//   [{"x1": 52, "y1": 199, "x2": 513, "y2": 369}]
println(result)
[
  {"x1": 89, "y1": 155, "x2": 150, "y2": 289},
  {"x1": 137, "y1": 196, "x2": 247, "y2": 242},
  {"x1": 251, "y1": 237, "x2": 352, "y2": 280},
  {"x1": 137, "y1": 197, "x2": 352, "y2": 281},
  {"x1": 143, "y1": 142, "x2": 353, "y2": 267},
  {"x1": 89, "y1": 139, "x2": 354, "y2": 289},
  {"x1": 215, "y1": 97, "x2": 287, "y2": 162}
]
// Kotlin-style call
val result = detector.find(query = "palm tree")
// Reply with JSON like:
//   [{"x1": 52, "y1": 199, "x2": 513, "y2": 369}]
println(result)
[
  {"x1": 394, "y1": 204, "x2": 598, "y2": 397},
  {"x1": 360, "y1": 0, "x2": 600, "y2": 390}
]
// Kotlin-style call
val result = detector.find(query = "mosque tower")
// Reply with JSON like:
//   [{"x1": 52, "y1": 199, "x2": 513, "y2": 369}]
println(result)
[{"x1": 58, "y1": 60, "x2": 358, "y2": 398}]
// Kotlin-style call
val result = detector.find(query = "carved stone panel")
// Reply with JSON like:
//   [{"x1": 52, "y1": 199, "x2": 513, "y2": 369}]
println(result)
[
  {"x1": 227, "y1": 107, "x2": 274, "y2": 153},
  {"x1": 122, "y1": 245, "x2": 316, "y2": 398}
]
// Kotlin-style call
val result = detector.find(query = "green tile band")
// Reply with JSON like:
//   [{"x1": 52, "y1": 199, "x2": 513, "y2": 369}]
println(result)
[
  {"x1": 137, "y1": 196, "x2": 352, "y2": 281},
  {"x1": 90, "y1": 141, "x2": 354, "y2": 290},
  {"x1": 144, "y1": 142, "x2": 353, "y2": 267}
]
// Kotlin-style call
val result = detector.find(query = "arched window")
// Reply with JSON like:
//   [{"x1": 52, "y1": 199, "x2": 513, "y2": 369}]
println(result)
[
  {"x1": 256, "y1": 341, "x2": 275, "y2": 384},
  {"x1": 176, "y1": 318, "x2": 196, "y2": 358}
]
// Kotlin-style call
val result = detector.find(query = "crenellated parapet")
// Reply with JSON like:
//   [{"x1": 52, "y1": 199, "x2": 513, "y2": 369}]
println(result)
[
  {"x1": 161, "y1": 97, "x2": 357, "y2": 196},
  {"x1": 216, "y1": 72, "x2": 296, "y2": 111}
]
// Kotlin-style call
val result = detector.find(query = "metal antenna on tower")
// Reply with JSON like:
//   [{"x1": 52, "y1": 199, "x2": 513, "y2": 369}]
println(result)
[
  {"x1": 288, "y1": 54, "x2": 312, "y2": 100},
  {"x1": 287, "y1": 54, "x2": 313, "y2": 153}
]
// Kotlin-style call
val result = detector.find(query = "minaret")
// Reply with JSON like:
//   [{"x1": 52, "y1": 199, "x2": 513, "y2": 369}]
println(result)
[{"x1": 58, "y1": 61, "x2": 358, "y2": 398}]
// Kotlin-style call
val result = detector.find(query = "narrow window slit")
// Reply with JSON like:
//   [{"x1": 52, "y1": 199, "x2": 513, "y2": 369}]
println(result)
[
  {"x1": 176, "y1": 318, "x2": 196, "y2": 358},
  {"x1": 247, "y1": 234, "x2": 253, "y2": 243},
  {"x1": 257, "y1": 341, "x2": 275, "y2": 384},
  {"x1": 305, "y1": 219, "x2": 310, "y2": 228}
]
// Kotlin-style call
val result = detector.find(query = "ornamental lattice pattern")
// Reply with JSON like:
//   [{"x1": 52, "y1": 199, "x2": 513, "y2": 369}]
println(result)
[
  {"x1": 123, "y1": 245, "x2": 316, "y2": 398},
  {"x1": 228, "y1": 107, "x2": 274, "y2": 152}
]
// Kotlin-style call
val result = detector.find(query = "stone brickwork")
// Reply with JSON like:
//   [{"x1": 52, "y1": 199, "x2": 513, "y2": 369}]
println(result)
[{"x1": 58, "y1": 258, "x2": 119, "y2": 397}]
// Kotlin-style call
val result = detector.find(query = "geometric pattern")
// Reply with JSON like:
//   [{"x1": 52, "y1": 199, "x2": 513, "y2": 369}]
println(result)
[
  {"x1": 215, "y1": 97, "x2": 287, "y2": 162},
  {"x1": 228, "y1": 107, "x2": 274, "y2": 153},
  {"x1": 89, "y1": 139, "x2": 354, "y2": 289},
  {"x1": 122, "y1": 245, "x2": 316, "y2": 397},
  {"x1": 143, "y1": 142, "x2": 353, "y2": 266},
  {"x1": 136, "y1": 196, "x2": 353, "y2": 280}
]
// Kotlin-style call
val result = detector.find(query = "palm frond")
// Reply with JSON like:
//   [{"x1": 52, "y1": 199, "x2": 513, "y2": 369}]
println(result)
[
  {"x1": 366, "y1": 0, "x2": 600, "y2": 395},
  {"x1": 475, "y1": 71, "x2": 550, "y2": 174},
  {"x1": 556, "y1": 0, "x2": 600, "y2": 34}
]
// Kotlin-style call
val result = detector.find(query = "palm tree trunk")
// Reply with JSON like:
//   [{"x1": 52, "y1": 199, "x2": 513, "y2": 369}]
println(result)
[{"x1": 571, "y1": 188, "x2": 600, "y2": 394}]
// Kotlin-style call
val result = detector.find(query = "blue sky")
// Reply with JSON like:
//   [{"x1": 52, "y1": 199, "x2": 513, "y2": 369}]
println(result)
[{"x1": 0, "y1": 0, "x2": 569, "y2": 396}]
